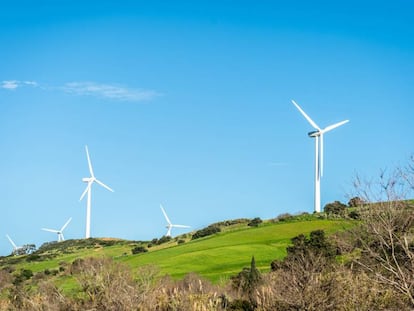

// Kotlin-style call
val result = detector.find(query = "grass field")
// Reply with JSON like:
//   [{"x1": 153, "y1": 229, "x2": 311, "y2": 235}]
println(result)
[
  {"x1": 2, "y1": 218, "x2": 354, "y2": 285},
  {"x1": 120, "y1": 219, "x2": 353, "y2": 282}
]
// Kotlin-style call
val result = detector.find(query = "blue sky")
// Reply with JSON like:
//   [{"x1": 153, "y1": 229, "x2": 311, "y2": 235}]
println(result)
[{"x1": 0, "y1": 0, "x2": 413, "y2": 255}]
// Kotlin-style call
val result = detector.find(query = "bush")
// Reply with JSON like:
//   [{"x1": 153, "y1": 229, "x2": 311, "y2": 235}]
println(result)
[
  {"x1": 248, "y1": 217, "x2": 262, "y2": 227},
  {"x1": 131, "y1": 246, "x2": 148, "y2": 254},
  {"x1": 348, "y1": 196, "x2": 365, "y2": 207},
  {"x1": 274, "y1": 213, "x2": 293, "y2": 222},
  {"x1": 157, "y1": 236, "x2": 172, "y2": 244},
  {"x1": 192, "y1": 225, "x2": 221, "y2": 240},
  {"x1": 324, "y1": 201, "x2": 347, "y2": 216}
]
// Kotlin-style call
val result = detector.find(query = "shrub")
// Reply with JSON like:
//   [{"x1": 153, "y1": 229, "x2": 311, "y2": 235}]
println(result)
[
  {"x1": 131, "y1": 246, "x2": 148, "y2": 255},
  {"x1": 157, "y1": 236, "x2": 172, "y2": 244},
  {"x1": 348, "y1": 196, "x2": 365, "y2": 207},
  {"x1": 324, "y1": 201, "x2": 347, "y2": 216},
  {"x1": 192, "y1": 225, "x2": 221, "y2": 240},
  {"x1": 274, "y1": 213, "x2": 293, "y2": 222},
  {"x1": 248, "y1": 217, "x2": 262, "y2": 227}
]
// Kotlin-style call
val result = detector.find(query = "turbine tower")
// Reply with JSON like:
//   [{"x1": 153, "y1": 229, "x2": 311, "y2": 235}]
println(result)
[
  {"x1": 41, "y1": 217, "x2": 72, "y2": 242},
  {"x1": 291, "y1": 100, "x2": 349, "y2": 213},
  {"x1": 160, "y1": 204, "x2": 191, "y2": 237},
  {"x1": 80, "y1": 145, "x2": 114, "y2": 239}
]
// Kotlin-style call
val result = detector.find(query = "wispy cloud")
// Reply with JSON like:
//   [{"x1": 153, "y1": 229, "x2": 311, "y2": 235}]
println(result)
[
  {"x1": 1, "y1": 80, "x2": 20, "y2": 90},
  {"x1": 1, "y1": 80, "x2": 39, "y2": 90},
  {"x1": 61, "y1": 82, "x2": 159, "y2": 101},
  {"x1": 1, "y1": 80, "x2": 159, "y2": 102}
]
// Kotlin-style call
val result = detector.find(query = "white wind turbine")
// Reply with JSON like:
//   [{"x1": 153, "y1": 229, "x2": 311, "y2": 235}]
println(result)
[
  {"x1": 80, "y1": 146, "x2": 114, "y2": 239},
  {"x1": 41, "y1": 217, "x2": 72, "y2": 242},
  {"x1": 291, "y1": 100, "x2": 349, "y2": 213},
  {"x1": 160, "y1": 205, "x2": 191, "y2": 237},
  {"x1": 6, "y1": 234, "x2": 23, "y2": 255}
]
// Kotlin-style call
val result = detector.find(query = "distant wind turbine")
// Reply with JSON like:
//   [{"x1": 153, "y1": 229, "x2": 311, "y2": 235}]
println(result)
[
  {"x1": 41, "y1": 217, "x2": 72, "y2": 242},
  {"x1": 291, "y1": 100, "x2": 349, "y2": 213},
  {"x1": 80, "y1": 146, "x2": 114, "y2": 238},
  {"x1": 160, "y1": 205, "x2": 191, "y2": 237},
  {"x1": 6, "y1": 234, "x2": 23, "y2": 256}
]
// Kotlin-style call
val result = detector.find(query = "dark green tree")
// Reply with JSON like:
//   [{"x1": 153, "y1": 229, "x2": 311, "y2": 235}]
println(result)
[{"x1": 324, "y1": 200, "x2": 347, "y2": 216}]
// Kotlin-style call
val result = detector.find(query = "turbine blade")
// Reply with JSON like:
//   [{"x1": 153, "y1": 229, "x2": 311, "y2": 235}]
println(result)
[
  {"x1": 6, "y1": 234, "x2": 17, "y2": 249},
  {"x1": 60, "y1": 217, "x2": 72, "y2": 231},
  {"x1": 322, "y1": 120, "x2": 349, "y2": 133},
  {"x1": 166, "y1": 227, "x2": 172, "y2": 237},
  {"x1": 85, "y1": 145, "x2": 95, "y2": 177},
  {"x1": 291, "y1": 100, "x2": 321, "y2": 130},
  {"x1": 160, "y1": 205, "x2": 172, "y2": 225},
  {"x1": 172, "y1": 224, "x2": 191, "y2": 228},
  {"x1": 80, "y1": 182, "x2": 92, "y2": 201},
  {"x1": 60, "y1": 233, "x2": 65, "y2": 241},
  {"x1": 42, "y1": 228, "x2": 59, "y2": 233},
  {"x1": 95, "y1": 179, "x2": 114, "y2": 192}
]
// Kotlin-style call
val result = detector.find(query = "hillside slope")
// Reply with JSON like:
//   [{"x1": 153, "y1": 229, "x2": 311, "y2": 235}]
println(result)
[
  {"x1": 0, "y1": 217, "x2": 353, "y2": 284},
  {"x1": 121, "y1": 219, "x2": 352, "y2": 281}
]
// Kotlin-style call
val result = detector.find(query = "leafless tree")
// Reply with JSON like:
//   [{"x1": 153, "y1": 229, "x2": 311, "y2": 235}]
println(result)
[{"x1": 350, "y1": 163, "x2": 414, "y2": 307}]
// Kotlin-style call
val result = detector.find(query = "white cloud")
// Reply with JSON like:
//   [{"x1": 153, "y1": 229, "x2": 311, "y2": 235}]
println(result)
[
  {"x1": 1, "y1": 80, "x2": 160, "y2": 102},
  {"x1": 23, "y1": 81, "x2": 38, "y2": 87},
  {"x1": 1, "y1": 80, "x2": 20, "y2": 90},
  {"x1": 62, "y1": 82, "x2": 160, "y2": 102}
]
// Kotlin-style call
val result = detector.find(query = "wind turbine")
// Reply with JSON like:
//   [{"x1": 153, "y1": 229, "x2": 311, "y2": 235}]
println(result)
[
  {"x1": 160, "y1": 204, "x2": 191, "y2": 237},
  {"x1": 41, "y1": 217, "x2": 72, "y2": 242},
  {"x1": 6, "y1": 234, "x2": 23, "y2": 255},
  {"x1": 291, "y1": 100, "x2": 349, "y2": 213},
  {"x1": 80, "y1": 145, "x2": 114, "y2": 239}
]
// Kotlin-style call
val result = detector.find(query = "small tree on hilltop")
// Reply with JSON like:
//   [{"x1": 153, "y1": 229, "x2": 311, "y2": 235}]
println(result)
[
  {"x1": 248, "y1": 217, "x2": 262, "y2": 227},
  {"x1": 348, "y1": 196, "x2": 365, "y2": 207},
  {"x1": 324, "y1": 200, "x2": 347, "y2": 217}
]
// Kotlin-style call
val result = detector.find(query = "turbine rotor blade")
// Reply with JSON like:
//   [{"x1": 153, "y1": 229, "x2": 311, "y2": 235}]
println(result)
[
  {"x1": 42, "y1": 228, "x2": 59, "y2": 233},
  {"x1": 171, "y1": 224, "x2": 191, "y2": 228},
  {"x1": 95, "y1": 179, "x2": 114, "y2": 192},
  {"x1": 60, "y1": 217, "x2": 72, "y2": 231},
  {"x1": 160, "y1": 205, "x2": 172, "y2": 225},
  {"x1": 6, "y1": 235, "x2": 17, "y2": 249},
  {"x1": 321, "y1": 120, "x2": 349, "y2": 133},
  {"x1": 85, "y1": 145, "x2": 95, "y2": 177},
  {"x1": 80, "y1": 182, "x2": 92, "y2": 201},
  {"x1": 291, "y1": 100, "x2": 321, "y2": 130}
]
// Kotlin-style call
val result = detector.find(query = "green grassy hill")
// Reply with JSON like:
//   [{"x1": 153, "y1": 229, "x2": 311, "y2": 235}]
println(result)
[
  {"x1": 0, "y1": 216, "x2": 354, "y2": 285},
  {"x1": 120, "y1": 218, "x2": 352, "y2": 282}
]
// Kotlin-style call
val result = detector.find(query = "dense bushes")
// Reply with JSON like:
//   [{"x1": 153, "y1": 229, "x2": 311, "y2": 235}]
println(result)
[
  {"x1": 131, "y1": 246, "x2": 148, "y2": 254},
  {"x1": 248, "y1": 217, "x2": 262, "y2": 227},
  {"x1": 191, "y1": 225, "x2": 221, "y2": 240},
  {"x1": 324, "y1": 200, "x2": 347, "y2": 216}
]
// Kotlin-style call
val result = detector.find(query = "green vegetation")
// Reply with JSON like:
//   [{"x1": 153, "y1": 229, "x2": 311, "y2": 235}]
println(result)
[{"x1": 121, "y1": 218, "x2": 351, "y2": 282}]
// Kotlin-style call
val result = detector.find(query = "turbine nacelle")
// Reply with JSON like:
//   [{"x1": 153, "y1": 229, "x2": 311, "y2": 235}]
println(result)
[
  {"x1": 308, "y1": 130, "x2": 321, "y2": 137},
  {"x1": 82, "y1": 177, "x2": 93, "y2": 183}
]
